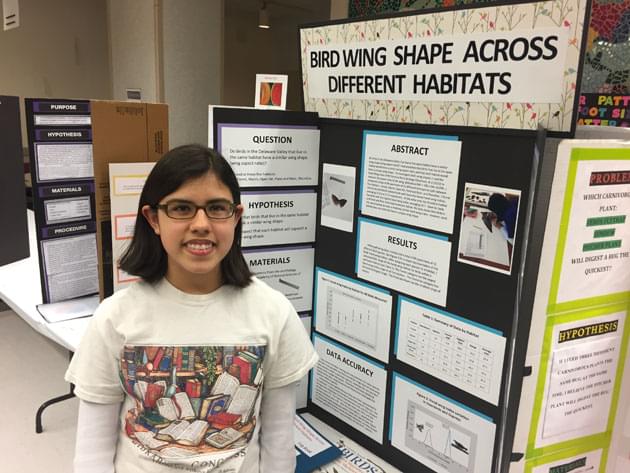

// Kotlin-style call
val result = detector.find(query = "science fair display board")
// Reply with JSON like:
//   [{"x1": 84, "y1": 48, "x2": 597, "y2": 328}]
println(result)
[
  {"x1": 0, "y1": 95, "x2": 29, "y2": 266},
  {"x1": 25, "y1": 98, "x2": 98, "y2": 303},
  {"x1": 26, "y1": 99, "x2": 168, "y2": 303},
  {"x1": 310, "y1": 118, "x2": 542, "y2": 473},
  {"x1": 510, "y1": 140, "x2": 630, "y2": 473},
  {"x1": 108, "y1": 162, "x2": 155, "y2": 293},
  {"x1": 295, "y1": 1, "x2": 592, "y2": 472}
]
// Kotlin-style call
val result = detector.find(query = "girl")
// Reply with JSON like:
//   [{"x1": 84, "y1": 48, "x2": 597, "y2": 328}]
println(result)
[{"x1": 66, "y1": 144, "x2": 318, "y2": 473}]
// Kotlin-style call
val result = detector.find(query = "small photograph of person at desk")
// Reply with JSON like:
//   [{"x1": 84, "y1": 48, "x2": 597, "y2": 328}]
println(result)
[{"x1": 457, "y1": 183, "x2": 521, "y2": 275}]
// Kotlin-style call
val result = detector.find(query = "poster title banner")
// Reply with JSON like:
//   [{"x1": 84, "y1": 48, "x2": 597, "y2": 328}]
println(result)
[
  {"x1": 300, "y1": 0, "x2": 590, "y2": 133},
  {"x1": 307, "y1": 29, "x2": 567, "y2": 104}
]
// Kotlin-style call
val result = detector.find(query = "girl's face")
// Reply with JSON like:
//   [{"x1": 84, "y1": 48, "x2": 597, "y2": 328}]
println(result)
[{"x1": 142, "y1": 171, "x2": 243, "y2": 294}]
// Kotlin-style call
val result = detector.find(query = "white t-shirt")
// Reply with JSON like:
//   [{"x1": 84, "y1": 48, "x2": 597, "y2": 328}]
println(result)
[{"x1": 65, "y1": 277, "x2": 318, "y2": 473}]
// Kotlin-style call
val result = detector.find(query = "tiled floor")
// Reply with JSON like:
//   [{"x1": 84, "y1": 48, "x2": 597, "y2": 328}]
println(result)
[{"x1": 1, "y1": 308, "x2": 77, "y2": 472}]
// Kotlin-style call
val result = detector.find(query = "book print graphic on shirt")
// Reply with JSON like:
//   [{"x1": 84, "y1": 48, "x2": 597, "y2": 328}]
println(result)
[{"x1": 119, "y1": 345, "x2": 265, "y2": 461}]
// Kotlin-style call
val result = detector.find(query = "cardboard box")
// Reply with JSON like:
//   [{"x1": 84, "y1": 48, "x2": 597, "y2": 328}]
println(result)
[
  {"x1": 91, "y1": 100, "x2": 168, "y2": 299},
  {"x1": 0, "y1": 96, "x2": 29, "y2": 266}
]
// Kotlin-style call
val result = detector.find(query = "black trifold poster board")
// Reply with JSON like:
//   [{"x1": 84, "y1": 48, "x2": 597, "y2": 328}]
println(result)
[
  {"x1": 211, "y1": 105, "x2": 550, "y2": 473},
  {"x1": 292, "y1": 0, "x2": 595, "y2": 469},
  {"x1": 25, "y1": 98, "x2": 98, "y2": 304},
  {"x1": 0, "y1": 95, "x2": 29, "y2": 265},
  {"x1": 311, "y1": 119, "x2": 545, "y2": 473}
]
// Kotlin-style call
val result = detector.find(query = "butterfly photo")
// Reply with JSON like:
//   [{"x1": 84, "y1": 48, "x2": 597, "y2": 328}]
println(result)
[
  {"x1": 321, "y1": 165, "x2": 356, "y2": 233},
  {"x1": 331, "y1": 194, "x2": 347, "y2": 207}
]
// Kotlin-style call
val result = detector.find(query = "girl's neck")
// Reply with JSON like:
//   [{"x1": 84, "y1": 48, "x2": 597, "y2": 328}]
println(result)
[{"x1": 164, "y1": 270, "x2": 224, "y2": 295}]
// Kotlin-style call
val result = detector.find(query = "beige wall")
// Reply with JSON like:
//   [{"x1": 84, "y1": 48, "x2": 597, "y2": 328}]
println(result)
[
  {"x1": 108, "y1": 0, "x2": 158, "y2": 103},
  {"x1": 162, "y1": 0, "x2": 223, "y2": 147},
  {"x1": 108, "y1": 0, "x2": 223, "y2": 147},
  {"x1": 0, "y1": 0, "x2": 110, "y2": 147}
]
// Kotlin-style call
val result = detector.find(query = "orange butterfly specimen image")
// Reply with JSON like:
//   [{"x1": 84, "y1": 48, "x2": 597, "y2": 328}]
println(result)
[{"x1": 254, "y1": 74, "x2": 287, "y2": 110}]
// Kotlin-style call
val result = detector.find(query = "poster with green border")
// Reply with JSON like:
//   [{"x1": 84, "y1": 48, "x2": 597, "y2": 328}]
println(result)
[
  {"x1": 523, "y1": 144, "x2": 630, "y2": 470},
  {"x1": 526, "y1": 302, "x2": 629, "y2": 461},
  {"x1": 547, "y1": 147, "x2": 630, "y2": 314}
]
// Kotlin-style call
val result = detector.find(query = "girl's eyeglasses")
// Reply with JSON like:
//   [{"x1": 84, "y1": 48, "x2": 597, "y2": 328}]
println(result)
[{"x1": 154, "y1": 199, "x2": 236, "y2": 220}]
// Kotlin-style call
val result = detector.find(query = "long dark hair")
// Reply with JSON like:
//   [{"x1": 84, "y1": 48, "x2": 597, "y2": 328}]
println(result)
[{"x1": 119, "y1": 144, "x2": 252, "y2": 287}]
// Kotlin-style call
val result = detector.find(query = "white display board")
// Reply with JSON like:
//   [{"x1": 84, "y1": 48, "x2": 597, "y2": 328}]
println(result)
[
  {"x1": 311, "y1": 335, "x2": 388, "y2": 443},
  {"x1": 390, "y1": 373, "x2": 496, "y2": 473},
  {"x1": 241, "y1": 190, "x2": 316, "y2": 247},
  {"x1": 356, "y1": 217, "x2": 451, "y2": 307},
  {"x1": 395, "y1": 297, "x2": 506, "y2": 405},
  {"x1": 217, "y1": 124, "x2": 320, "y2": 187},
  {"x1": 314, "y1": 267, "x2": 393, "y2": 363},
  {"x1": 109, "y1": 162, "x2": 155, "y2": 292},
  {"x1": 243, "y1": 246, "x2": 315, "y2": 312},
  {"x1": 360, "y1": 130, "x2": 461, "y2": 234}
]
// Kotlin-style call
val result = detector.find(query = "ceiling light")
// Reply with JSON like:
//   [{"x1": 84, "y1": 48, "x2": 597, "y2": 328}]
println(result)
[{"x1": 258, "y1": 2, "x2": 270, "y2": 29}]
